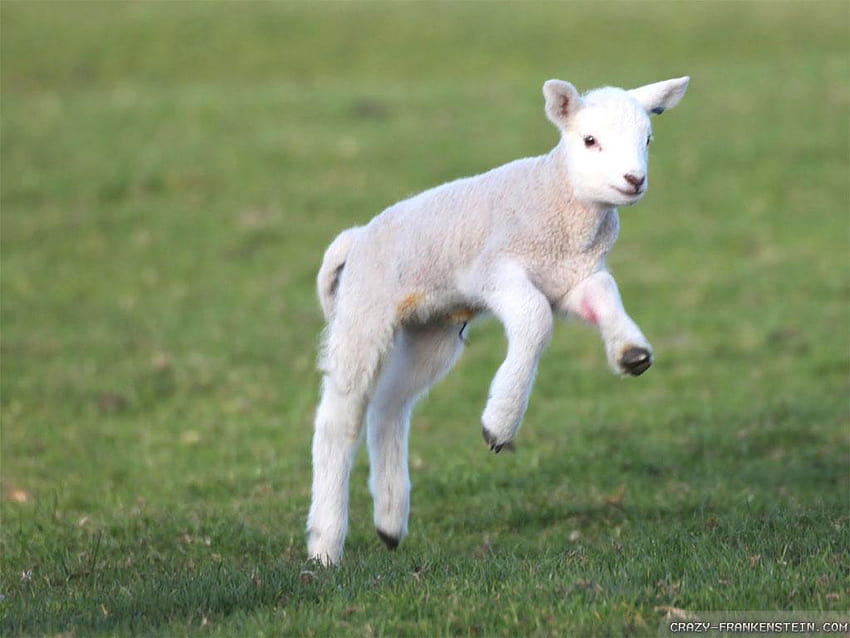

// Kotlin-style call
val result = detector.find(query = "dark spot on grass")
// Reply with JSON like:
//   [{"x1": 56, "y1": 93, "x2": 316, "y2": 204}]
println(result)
[
  {"x1": 350, "y1": 98, "x2": 390, "y2": 120},
  {"x1": 96, "y1": 392, "x2": 129, "y2": 414}
]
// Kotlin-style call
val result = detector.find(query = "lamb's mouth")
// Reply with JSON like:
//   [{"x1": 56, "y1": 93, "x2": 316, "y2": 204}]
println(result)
[{"x1": 612, "y1": 185, "x2": 645, "y2": 199}]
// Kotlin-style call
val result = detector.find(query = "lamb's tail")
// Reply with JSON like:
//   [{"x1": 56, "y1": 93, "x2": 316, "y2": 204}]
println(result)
[{"x1": 317, "y1": 226, "x2": 362, "y2": 320}]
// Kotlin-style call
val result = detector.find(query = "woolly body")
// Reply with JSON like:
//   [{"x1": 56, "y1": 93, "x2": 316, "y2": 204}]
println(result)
[{"x1": 308, "y1": 76, "x2": 690, "y2": 565}]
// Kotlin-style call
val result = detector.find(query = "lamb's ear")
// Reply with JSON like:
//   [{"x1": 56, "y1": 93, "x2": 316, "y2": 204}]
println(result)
[
  {"x1": 629, "y1": 76, "x2": 690, "y2": 115},
  {"x1": 543, "y1": 79, "x2": 582, "y2": 128}
]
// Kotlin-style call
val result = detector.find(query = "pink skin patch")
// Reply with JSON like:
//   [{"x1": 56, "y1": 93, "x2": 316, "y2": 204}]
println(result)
[{"x1": 578, "y1": 295, "x2": 599, "y2": 326}]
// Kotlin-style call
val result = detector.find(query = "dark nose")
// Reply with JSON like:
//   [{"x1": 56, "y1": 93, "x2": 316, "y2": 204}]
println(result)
[{"x1": 624, "y1": 173, "x2": 646, "y2": 190}]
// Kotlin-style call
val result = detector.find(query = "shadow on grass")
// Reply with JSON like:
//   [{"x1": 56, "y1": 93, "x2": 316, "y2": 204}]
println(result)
[
  {"x1": 412, "y1": 412, "x2": 847, "y2": 538},
  {"x1": 4, "y1": 495, "x2": 845, "y2": 635},
  {"x1": 1, "y1": 507, "x2": 317, "y2": 636},
  {"x1": 4, "y1": 408, "x2": 846, "y2": 636}
]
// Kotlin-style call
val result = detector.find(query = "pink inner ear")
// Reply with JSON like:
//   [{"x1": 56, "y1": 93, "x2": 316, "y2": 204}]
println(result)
[
  {"x1": 579, "y1": 295, "x2": 599, "y2": 326},
  {"x1": 559, "y1": 95, "x2": 570, "y2": 118}
]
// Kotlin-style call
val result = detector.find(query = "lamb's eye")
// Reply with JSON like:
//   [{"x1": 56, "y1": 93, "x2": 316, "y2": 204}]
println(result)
[
  {"x1": 583, "y1": 136, "x2": 597, "y2": 148},
  {"x1": 646, "y1": 135, "x2": 653, "y2": 146}
]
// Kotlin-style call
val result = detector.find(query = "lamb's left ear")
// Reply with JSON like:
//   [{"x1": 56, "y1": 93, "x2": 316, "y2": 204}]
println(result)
[
  {"x1": 629, "y1": 76, "x2": 690, "y2": 115},
  {"x1": 543, "y1": 79, "x2": 582, "y2": 128}
]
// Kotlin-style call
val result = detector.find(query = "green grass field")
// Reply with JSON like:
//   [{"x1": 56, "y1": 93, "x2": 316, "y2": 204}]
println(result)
[{"x1": 1, "y1": 1, "x2": 848, "y2": 635}]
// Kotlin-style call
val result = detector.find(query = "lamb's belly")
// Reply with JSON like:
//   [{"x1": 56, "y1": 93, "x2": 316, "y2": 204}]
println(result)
[{"x1": 395, "y1": 288, "x2": 482, "y2": 326}]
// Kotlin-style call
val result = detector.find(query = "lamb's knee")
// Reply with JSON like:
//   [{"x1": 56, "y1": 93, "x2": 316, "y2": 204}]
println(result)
[
  {"x1": 499, "y1": 306, "x2": 553, "y2": 376},
  {"x1": 321, "y1": 317, "x2": 396, "y2": 396},
  {"x1": 316, "y1": 374, "x2": 368, "y2": 430}
]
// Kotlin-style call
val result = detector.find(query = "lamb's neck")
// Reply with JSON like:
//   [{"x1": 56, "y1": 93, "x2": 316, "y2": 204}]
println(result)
[{"x1": 540, "y1": 142, "x2": 618, "y2": 251}]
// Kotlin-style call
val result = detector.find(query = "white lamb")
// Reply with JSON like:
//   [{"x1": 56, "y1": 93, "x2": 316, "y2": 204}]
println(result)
[{"x1": 307, "y1": 76, "x2": 690, "y2": 565}]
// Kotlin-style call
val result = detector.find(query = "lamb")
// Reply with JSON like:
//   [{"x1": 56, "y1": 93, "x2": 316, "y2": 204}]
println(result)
[{"x1": 307, "y1": 76, "x2": 690, "y2": 565}]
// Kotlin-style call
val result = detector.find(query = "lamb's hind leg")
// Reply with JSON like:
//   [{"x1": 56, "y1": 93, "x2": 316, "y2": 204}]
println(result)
[
  {"x1": 367, "y1": 323, "x2": 465, "y2": 550},
  {"x1": 307, "y1": 312, "x2": 394, "y2": 566}
]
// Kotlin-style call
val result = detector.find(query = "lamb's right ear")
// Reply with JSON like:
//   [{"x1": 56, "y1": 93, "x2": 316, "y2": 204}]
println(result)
[
  {"x1": 543, "y1": 79, "x2": 582, "y2": 128},
  {"x1": 629, "y1": 76, "x2": 690, "y2": 115}
]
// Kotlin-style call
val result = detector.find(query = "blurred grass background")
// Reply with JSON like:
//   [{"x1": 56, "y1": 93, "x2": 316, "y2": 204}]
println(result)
[{"x1": 1, "y1": 1, "x2": 848, "y2": 635}]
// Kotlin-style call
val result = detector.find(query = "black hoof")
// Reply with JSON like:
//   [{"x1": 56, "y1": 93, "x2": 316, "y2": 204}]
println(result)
[
  {"x1": 481, "y1": 428, "x2": 516, "y2": 453},
  {"x1": 376, "y1": 529, "x2": 400, "y2": 550},
  {"x1": 620, "y1": 347, "x2": 652, "y2": 376},
  {"x1": 482, "y1": 427, "x2": 504, "y2": 453}
]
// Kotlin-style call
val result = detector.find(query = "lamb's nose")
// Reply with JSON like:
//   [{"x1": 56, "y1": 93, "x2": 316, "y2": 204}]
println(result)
[{"x1": 624, "y1": 173, "x2": 645, "y2": 190}]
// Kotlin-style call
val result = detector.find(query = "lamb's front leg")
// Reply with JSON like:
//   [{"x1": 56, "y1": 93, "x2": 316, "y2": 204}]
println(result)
[
  {"x1": 560, "y1": 270, "x2": 652, "y2": 376},
  {"x1": 480, "y1": 263, "x2": 554, "y2": 452}
]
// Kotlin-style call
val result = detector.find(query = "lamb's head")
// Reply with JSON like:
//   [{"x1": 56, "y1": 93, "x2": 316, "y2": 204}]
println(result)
[{"x1": 544, "y1": 76, "x2": 689, "y2": 208}]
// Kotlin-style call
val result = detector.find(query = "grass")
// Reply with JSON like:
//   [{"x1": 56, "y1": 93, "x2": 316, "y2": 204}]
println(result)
[{"x1": 1, "y1": 1, "x2": 848, "y2": 635}]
